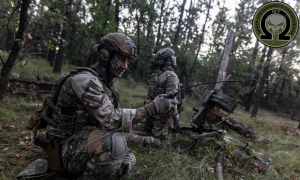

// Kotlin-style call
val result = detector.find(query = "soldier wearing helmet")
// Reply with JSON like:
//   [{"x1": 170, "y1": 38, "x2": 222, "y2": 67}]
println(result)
[
  {"x1": 19, "y1": 33, "x2": 177, "y2": 179},
  {"x1": 125, "y1": 48, "x2": 182, "y2": 148}
]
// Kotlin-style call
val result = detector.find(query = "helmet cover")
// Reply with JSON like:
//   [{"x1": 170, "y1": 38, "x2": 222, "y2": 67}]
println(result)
[{"x1": 99, "y1": 33, "x2": 137, "y2": 60}]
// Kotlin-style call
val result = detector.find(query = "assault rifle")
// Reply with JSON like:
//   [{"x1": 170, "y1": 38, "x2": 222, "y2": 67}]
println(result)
[{"x1": 167, "y1": 75, "x2": 257, "y2": 151}]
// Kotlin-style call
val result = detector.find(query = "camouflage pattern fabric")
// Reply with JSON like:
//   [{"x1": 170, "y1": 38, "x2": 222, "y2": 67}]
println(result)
[
  {"x1": 47, "y1": 69, "x2": 136, "y2": 142},
  {"x1": 61, "y1": 126, "x2": 128, "y2": 180},
  {"x1": 145, "y1": 69, "x2": 180, "y2": 141},
  {"x1": 125, "y1": 123, "x2": 163, "y2": 148},
  {"x1": 44, "y1": 68, "x2": 137, "y2": 179}
]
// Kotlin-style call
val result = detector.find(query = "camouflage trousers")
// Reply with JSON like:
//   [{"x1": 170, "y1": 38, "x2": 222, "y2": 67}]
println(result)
[
  {"x1": 61, "y1": 126, "x2": 131, "y2": 180},
  {"x1": 125, "y1": 117, "x2": 172, "y2": 148}
]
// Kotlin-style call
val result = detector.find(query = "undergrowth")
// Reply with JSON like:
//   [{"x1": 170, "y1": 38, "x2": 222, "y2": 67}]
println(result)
[{"x1": 0, "y1": 57, "x2": 300, "y2": 179}]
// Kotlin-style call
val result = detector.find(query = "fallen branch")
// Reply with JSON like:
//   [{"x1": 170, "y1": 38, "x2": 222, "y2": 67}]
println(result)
[
  {"x1": 8, "y1": 76, "x2": 54, "y2": 96},
  {"x1": 216, "y1": 154, "x2": 224, "y2": 180}
]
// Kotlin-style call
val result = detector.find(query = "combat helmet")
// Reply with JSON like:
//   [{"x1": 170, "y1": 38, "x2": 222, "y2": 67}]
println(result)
[
  {"x1": 93, "y1": 33, "x2": 137, "y2": 66},
  {"x1": 152, "y1": 48, "x2": 176, "y2": 68}
]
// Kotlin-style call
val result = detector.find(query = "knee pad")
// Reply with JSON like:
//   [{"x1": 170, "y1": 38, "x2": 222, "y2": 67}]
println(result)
[{"x1": 111, "y1": 132, "x2": 127, "y2": 160}]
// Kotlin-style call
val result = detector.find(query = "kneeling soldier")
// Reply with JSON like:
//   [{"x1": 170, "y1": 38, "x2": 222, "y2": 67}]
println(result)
[
  {"x1": 20, "y1": 33, "x2": 177, "y2": 179},
  {"x1": 125, "y1": 48, "x2": 182, "y2": 148}
]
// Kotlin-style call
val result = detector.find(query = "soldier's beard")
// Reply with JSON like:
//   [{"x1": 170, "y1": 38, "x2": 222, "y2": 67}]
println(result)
[{"x1": 109, "y1": 55, "x2": 126, "y2": 78}]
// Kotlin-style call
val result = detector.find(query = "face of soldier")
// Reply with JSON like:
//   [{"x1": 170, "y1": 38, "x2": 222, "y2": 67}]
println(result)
[
  {"x1": 115, "y1": 53, "x2": 131, "y2": 70},
  {"x1": 109, "y1": 53, "x2": 131, "y2": 78}
]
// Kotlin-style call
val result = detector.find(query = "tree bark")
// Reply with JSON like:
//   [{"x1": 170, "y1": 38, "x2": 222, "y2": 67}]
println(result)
[
  {"x1": 277, "y1": 78, "x2": 286, "y2": 106},
  {"x1": 146, "y1": 0, "x2": 156, "y2": 41},
  {"x1": 172, "y1": 0, "x2": 187, "y2": 51},
  {"x1": 291, "y1": 82, "x2": 300, "y2": 120},
  {"x1": 190, "y1": 0, "x2": 212, "y2": 77},
  {"x1": 53, "y1": 0, "x2": 73, "y2": 73},
  {"x1": 155, "y1": 0, "x2": 165, "y2": 51},
  {"x1": 206, "y1": 28, "x2": 235, "y2": 124},
  {"x1": 242, "y1": 39, "x2": 259, "y2": 104},
  {"x1": 244, "y1": 46, "x2": 267, "y2": 111},
  {"x1": 134, "y1": 9, "x2": 145, "y2": 69},
  {"x1": 214, "y1": 27, "x2": 235, "y2": 89},
  {"x1": 0, "y1": 0, "x2": 31, "y2": 101},
  {"x1": 48, "y1": 48, "x2": 56, "y2": 67},
  {"x1": 271, "y1": 49, "x2": 287, "y2": 101},
  {"x1": 114, "y1": 0, "x2": 120, "y2": 32},
  {"x1": 5, "y1": 29, "x2": 15, "y2": 52},
  {"x1": 251, "y1": 47, "x2": 273, "y2": 118}
]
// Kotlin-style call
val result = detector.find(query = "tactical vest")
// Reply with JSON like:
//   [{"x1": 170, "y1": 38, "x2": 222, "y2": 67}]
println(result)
[
  {"x1": 26, "y1": 67, "x2": 119, "y2": 141},
  {"x1": 147, "y1": 70, "x2": 181, "y2": 103}
]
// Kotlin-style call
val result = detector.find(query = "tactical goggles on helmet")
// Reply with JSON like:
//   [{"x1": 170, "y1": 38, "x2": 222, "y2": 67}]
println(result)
[{"x1": 125, "y1": 41, "x2": 137, "y2": 60}]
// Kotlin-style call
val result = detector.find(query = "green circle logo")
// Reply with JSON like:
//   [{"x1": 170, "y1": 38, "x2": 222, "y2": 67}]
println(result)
[{"x1": 253, "y1": 2, "x2": 299, "y2": 48}]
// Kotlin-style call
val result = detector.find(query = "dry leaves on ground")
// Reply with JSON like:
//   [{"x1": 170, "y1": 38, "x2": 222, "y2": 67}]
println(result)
[{"x1": 20, "y1": 60, "x2": 28, "y2": 69}]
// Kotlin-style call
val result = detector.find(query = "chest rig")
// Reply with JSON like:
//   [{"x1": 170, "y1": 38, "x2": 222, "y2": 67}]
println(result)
[
  {"x1": 148, "y1": 70, "x2": 167, "y2": 100},
  {"x1": 148, "y1": 69, "x2": 181, "y2": 103},
  {"x1": 26, "y1": 67, "x2": 119, "y2": 140}
]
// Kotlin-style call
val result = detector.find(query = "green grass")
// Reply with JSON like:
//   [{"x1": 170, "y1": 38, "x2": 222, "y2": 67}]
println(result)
[
  {"x1": 1, "y1": 57, "x2": 300, "y2": 179},
  {"x1": 11, "y1": 54, "x2": 77, "y2": 80}
]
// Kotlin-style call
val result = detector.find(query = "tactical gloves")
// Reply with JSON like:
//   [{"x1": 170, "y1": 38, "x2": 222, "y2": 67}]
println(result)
[
  {"x1": 173, "y1": 121, "x2": 181, "y2": 132},
  {"x1": 118, "y1": 151, "x2": 136, "y2": 178},
  {"x1": 144, "y1": 94, "x2": 178, "y2": 116}
]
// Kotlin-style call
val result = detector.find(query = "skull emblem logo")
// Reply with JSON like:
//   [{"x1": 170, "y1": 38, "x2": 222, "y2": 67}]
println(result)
[{"x1": 265, "y1": 14, "x2": 286, "y2": 44}]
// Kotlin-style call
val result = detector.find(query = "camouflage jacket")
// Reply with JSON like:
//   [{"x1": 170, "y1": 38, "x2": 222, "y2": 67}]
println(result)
[
  {"x1": 47, "y1": 68, "x2": 136, "y2": 141},
  {"x1": 147, "y1": 68, "x2": 180, "y2": 124},
  {"x1": 148, "y1": 68, "x2": 181, "y2": 102}
]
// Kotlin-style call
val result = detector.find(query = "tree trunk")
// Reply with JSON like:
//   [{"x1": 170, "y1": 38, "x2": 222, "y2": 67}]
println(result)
[
  {"x1": 146, "y1": 0, "x2": 156, "y2": 41},
  {"x1": 5, "y1": 29, "x2": 15, "y2": 52},
  {"x1": 271, "y1": 49, "x2": 287, "y2": 101},
  {"x1": 134, "y1": 9, "x2": 145, "y2": 69},
  {"x1": 291, "y1": 83, "x2": 300, "y2": 120},
  {"x1": 53, "y1": 29, "x2": 68, "y2": 73},
  {"x1": 134, "y1": 12, "x2": 140, "y2": 69},
  {"x1": 0, "y1": 0, "x2": 31, "y2": 101},
  {"x1": 206, "y1": 28, "x2": 235, "y2": 123},
  {"x1": 114, "y1": 0, "x2": 120, "y2": 32},
  {"x1": 155, "y1": 0, "x2": 165, "y2": 51},
  {"x1": 277, "y1": 78, "x2": 286, "y2": 106},
  {"x1": 172, "y1": 0, "x2": 187, "y2": 51},
  {"x1": 214, "y1": 27, "x2": 235, "y2": 89},
  {"x1": 251, "y1": 47, "x2": 273, "y2": 118},
  {"x1": 242, "y1": 39, "x2": 259, "y2": 104},
  {"x1": 48, "y1": 48, "x2": 56, "y2": 66},
  {"x1": 190, "y1": 0, "x2": 212, "y2": 77},
  {"x1": 244, "y1": 46, "x2": 267, "y2": 111},
  {"x1": 53, "y1": 0, "x2": 73, "y2": 73}
]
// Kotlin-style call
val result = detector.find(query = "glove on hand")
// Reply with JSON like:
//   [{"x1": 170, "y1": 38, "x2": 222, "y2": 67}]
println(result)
[
  {"x1": 118, "y1": 152, "x2": 136, "y2": 178},
  {"x1": 173, "y1": 122, "x2": 181, "y2": 132},
  {"x1": 144, "y1": 94, "x2": 178, "y2": 116}
]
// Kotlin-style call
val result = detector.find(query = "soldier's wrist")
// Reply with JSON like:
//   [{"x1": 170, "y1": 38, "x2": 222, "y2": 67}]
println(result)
[{"x1": 144, "y1": 102, "x2": 157, "y2": 116}]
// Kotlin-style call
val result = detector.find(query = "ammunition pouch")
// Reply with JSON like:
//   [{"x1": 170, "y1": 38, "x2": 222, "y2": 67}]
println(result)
[
  {"x1": 34, "y1": 136, "x2": 61, "y2": 171},
  {"x1": 148, "y1": 86, "x2": 165, "y2": 100}
]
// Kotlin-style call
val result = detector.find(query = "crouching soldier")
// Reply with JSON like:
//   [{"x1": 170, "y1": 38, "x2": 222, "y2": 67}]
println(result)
[
  {"x1": 18, "y1": 33, "x2": 177, "y2": 180},
  {"x1": 125, "y1": 48, "x2": 182, "y2": 148}
]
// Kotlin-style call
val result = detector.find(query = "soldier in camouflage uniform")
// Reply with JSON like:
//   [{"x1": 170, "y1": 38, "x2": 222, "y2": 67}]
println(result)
[
  {"x1": 125, "y1": 48, "x2": 182, "y2": 148},
  {"x1": 22, "y1": 33, "x2": 177, "y2": 180}
]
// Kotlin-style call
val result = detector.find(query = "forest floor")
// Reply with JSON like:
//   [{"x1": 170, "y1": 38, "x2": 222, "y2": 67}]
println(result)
[{"x1": 0, "y1": 57, "x2": 300, "y2": 180}]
